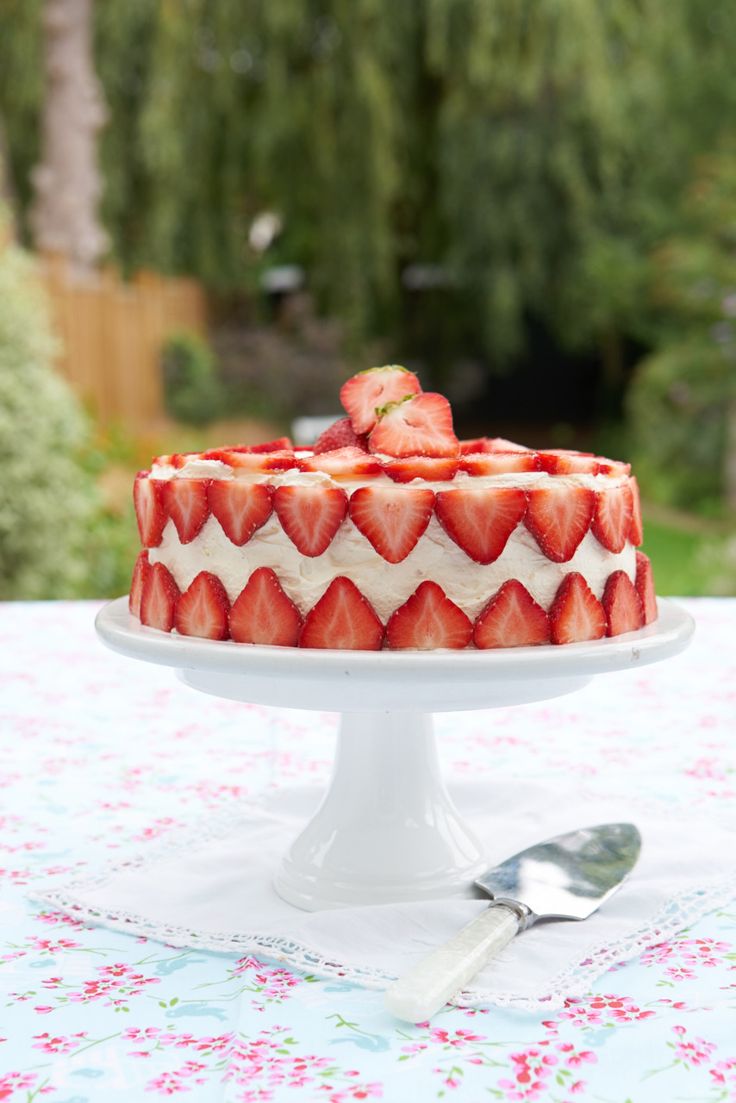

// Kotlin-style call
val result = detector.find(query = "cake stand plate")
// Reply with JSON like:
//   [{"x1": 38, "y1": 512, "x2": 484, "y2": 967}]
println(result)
[{"x1": 96, "y1": 597, "x2": 693, "y2": 910}]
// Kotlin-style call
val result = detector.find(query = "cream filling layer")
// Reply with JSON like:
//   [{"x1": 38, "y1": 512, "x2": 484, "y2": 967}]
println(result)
[{"x1": 148, "y1": 513, "x2": 635, "y2": 623}]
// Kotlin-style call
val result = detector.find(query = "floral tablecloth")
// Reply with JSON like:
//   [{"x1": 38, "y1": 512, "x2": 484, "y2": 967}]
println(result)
[{"x1": 0, "y1": 598, "x2": 735, "y2": 1103}]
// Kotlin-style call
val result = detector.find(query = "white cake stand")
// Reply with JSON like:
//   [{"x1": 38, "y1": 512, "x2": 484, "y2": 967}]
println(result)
[{"x1": 96, "y1": 597, "x2": 693, "y2": 911}]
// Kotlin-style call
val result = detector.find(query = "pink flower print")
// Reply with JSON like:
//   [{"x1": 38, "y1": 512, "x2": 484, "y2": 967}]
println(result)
[
  {"x1": 43, "y1": 961, "x2": 161, "y2": 1009},
  {"x1": 671, "y1": 1026, "x2": 717, "y2": 1068},
  {"x1": 0, "y1": 1072, "x2": 46, "y2": 1100},
  {"x1": 32, "y1": 1031, "x2": 87, "y2": 1054},
  {"x1": 429, "y1": 1028, "x2": 485, "y2": 1048}
]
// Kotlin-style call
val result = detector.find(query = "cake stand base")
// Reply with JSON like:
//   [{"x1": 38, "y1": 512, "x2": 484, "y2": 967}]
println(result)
[{"x1": 97, "y1": 597, "x2": 694, "y2": 911}]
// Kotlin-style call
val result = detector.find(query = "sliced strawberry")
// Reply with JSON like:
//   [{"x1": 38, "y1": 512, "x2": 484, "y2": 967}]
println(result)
[
  {"x1": 538, "y1": 452, "x2": 601, "y2": 475},
  {"x1": 204, "y1": 449, "x2": 297, "y2": 472},
  {"x1": 386, "y1": 581, "x2": 472, "y2": 650},
  {"x1": 161, "y1": 478, "x2": 211, "y2": 544},
  {"x1": 597, "y1": 457, "x2": 632, "y2": 477},
  {"x1": 229, "y1": 568, "x2": 302, "y2": 646},
  {"x1": 549, "y1": 572, "x2": 606, "y2": 645},
  {"x1": 525, "y1": 487, "x2": 596, "y2": 563},
  {"x1": 459, "y1": 437, "x2": 530, "y2": 455},
  {"x1": 628, "y1": 477, "x2": 644, "y2": 545},
  {"x1": 313, "y1": 418, "x2": 368, "y2": 454},
  {"x1": 383, "y1": 456, "x2": 459, "y2": 482},
  {"x1": 129, "y1": 550, "x2": 151, "y2": 617},
  {"x1": 591, "y1": 485, "x2": 634, "y2": 554},
  {"x1": 174, "y1": 571, "x2": 230, "y2": 640},
  {"x1": 340, "y1": 365, "x2": 422, "y2": 434},
  {"x1": 635, "y1": 550, "x2": 658, "y2": 625},
  {"x1": 349, "y1": 486, "x2": 435, "y2": 563},
  {"x1": 152, "y1": 452, "x2": 201, "y2": 468},
  {"x1": 300, "y1": 447, "x2": 382, "y2": 478},
  {"x1": 140, "y1": 561, "x2": 180, "y2": 632},
  {"x1": 208, "y1": 481, "x2": 273, "y2": 546},
  {"x1": 368, "y1": 393, "x2": 458, "y2": 458},
  {"x1": 473, "y1": 579, "x2": 550, "y2": 649},
  {"x1": 133, "y1": 473, "x2": 167, "y2": 547},
  {"x1": 602, "y1": 570, "x2": 644, "y2": 637},
  {"x1": 299, "y1": 577, "x2": 384, "y2": 650},
  {"x1": 273, "y1": 485, "x2": 348, "y2": 556},
  {"x1": 435, "y1": 487, "x2": 527, "y2": 565},
  {"x1": 460, "y1": 452, "x2": 540, "y2": 476},
  {"x1": 247, "y1": 437, "x2": 293, "y2": 453}
]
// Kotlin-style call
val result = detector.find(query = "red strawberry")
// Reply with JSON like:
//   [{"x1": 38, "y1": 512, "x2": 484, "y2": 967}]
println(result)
[
  {"x1": 602, "y1": 570, "x2": 644, "y2": 637},
  {"x1": 635, "y1": 550, "x2": 658, "y2": 625},
  {"x1": 349, "y1": 486, "x2": 435, "y2": 563},
  {"x1": 537, "y1": 452, "x2": 601, "y2": 475},
  {"x1": 368, "y1": 393, "x2": 458, "y2": 458},
  {"x1": 300, "y1": 447, "x2": 382, "y2": 477},
  {"x1": 459, "y1": 437, "x2": 530, "y2": 455},
  {"x1": 247, "y1": 437, "x2": 293, "y2": 453},
  {"x1": 473, "y1": 579, "x2": 550, "y2": 649},
  {"x1": 174, "y1": 571, "x2": 230, "y2": 640},
  {"x1": 129, "y1": 550, "x2": 151, "y2": 617},
  {"x1": 460, "y1": 452, "x2": 540, "y2": 476},
  {"x1": 161, "y1": 478, "x2": 211, "y2": 544},
  {"x1": 204, "y1": 449, "x2": 297, "y2": 472},
  {"x1": 273, "y1": 485, "x2": 348, "y2": 556},
  {"x1": 140, "y1": 561, "x2": 180, "y2": 632},
  {"x1": 313, "y1": 418, "x2": 368, "y2": 454},
  {"x1": 300, "y1": 577, "x2": 384, "y2": 650},
  {"x1": 229, "y1": 567, "x2": 302, "y2": 646},
  {"x1": 133, "y1": 473, "x2": 167, "y2": 547},
  {"x1": 591, "y1": 485, "x2": 634, "y2": 554},
  {"x1": 152, "y1": 452, "x2": 201, "y2": 468},
  {"x1": 435, "y1": 487, "x2": 527, "y2": 565},
  {"x1": 383, "y1": 455, "x2": 459, "y2": 482},
  {"x1": 597, "y1": 457, "x2": 631, "y2": 477},
  {"x1": 525, "y1": 487, "x2": 596, "y2": 563},
  {"x1": 628, "y1": 477, "x2": 644, "y2": 545},
  {"x1": 549, "y1": 573, "x2": 606, "y2": 645},
  {"x1": 208, "y1": 481, "x2": 273, "y2": 546},
  {"x1": 386, "y1": 581, "x2": 472, "y2": 650},
  {"x1": 340, "y1": 365, "x2": 422, "y2": 434}
]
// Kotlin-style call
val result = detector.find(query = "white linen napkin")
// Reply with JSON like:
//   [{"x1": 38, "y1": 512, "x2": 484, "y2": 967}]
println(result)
[{"x1": 33, "y1": 777, "x2": 736, "y2": 1011}]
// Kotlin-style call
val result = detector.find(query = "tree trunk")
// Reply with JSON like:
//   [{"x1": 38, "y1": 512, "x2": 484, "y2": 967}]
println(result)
[{"x1": 30, "y1": 0, "x2": 107, "y2": 273}]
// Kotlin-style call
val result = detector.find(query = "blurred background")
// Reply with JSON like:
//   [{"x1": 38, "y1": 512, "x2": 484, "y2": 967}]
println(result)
[{"x1": 1, "y1": 0, "x2": 735, "y2": 601}]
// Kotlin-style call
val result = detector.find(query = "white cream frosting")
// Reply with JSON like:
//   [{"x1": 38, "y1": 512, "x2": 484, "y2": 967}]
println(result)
[{"x1": 148, "y1": 510, "x2": 635, "y2": 622}]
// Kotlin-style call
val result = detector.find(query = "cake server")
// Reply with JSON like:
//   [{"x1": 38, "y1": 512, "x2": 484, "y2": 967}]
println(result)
[{"x1": 384, "y1": 821, "x2": 641, "y2": 1023}]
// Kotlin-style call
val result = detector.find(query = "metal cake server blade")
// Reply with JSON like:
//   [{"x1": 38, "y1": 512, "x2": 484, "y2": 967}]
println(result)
[{"x1": 385, "y1": 822, "x2": 641, "y2": 1023}]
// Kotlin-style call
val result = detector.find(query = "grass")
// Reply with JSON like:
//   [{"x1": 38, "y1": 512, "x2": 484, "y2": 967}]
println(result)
[{"x1": 642, "y1": 518, "x2": 734, "y2": 596}]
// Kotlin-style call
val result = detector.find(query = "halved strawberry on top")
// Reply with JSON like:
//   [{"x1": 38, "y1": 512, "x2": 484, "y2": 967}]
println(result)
[
  {"x1": 368, "y1": 393, "x2": 458, "y2": 458},
  {"x1": 229, "y1": 567, "x2": 302, "y2": 646},
  {"x1": 549, "y1": 572, "x2": 606, "y2": 645},
  {"x1": 273, "y1": 485, "x2": 348, "y2": 557},
  {"x1": 313, "y1": 418, "x2": 368, "y2": 454},
  {"x1": 474, "y1": 579, "x2": 550, "y2": 649},
  {"x1": 133, "y1": 473, "x2": 167, "y2": 548},
  {"x1": 161, "y1": 478, "x2": 211, "y2": 544},
  {"x1": 208, "y1": 481, "x2": 274, "y2": 546},
  {"x1": 349, "y1": 486, "x2": 435, "y2": 563},
  {"x1": 525, "y1": 486, "x2": 596, "y2": 563},
  {"x1": 435, "y1": 487, "x2": 527, "y2": 565},
  {"x1": 174, "y1": 571, "x2": 230, "y2": 640},
  {"x1": 340, "y1": 365, "x2": 422, "y2": 434},
  {"x1": 386, "y1": 581, "x2": 472, "y2": 650},
  {"x1": 299, "y1": 577, "x2": 384, "y2": 650},
  {"x1": 300, "y1": 447, "x2": 382, "y2": 478},
  {"x1": 383, "y1": 456, "x2": 459, "y2": 482}
]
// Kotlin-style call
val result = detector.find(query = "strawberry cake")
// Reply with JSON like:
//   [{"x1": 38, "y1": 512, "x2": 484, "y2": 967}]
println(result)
[{"x1": 128, "y1": 365, "x2": 657, "y2": 650}]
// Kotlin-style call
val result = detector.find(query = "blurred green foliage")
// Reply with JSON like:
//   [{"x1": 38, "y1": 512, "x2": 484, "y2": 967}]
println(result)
[
  {"x1": 0, "y1": 234, "x2": 97, "y2": 598},
  {"x1": 162, "y1": 331, "x2": 225, "y2": 426}
]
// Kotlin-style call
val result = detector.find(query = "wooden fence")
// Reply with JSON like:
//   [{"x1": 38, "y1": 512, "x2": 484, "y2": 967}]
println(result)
[{"x1": 39, "y1": 254, "x2": 207, "y2": 427}]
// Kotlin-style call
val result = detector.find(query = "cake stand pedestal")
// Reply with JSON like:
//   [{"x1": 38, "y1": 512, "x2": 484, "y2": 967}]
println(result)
[{"x1": 96, "y1": 597, "x2": 693, "y2": 911}]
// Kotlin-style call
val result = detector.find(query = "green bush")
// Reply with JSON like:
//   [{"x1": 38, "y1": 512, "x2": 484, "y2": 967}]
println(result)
[
  {"x1": 161, "y1": 331, "x2": 224, "y2": 426},
  {"x1": 0, "y1": 237, "x2": 99, "y2": 598}
]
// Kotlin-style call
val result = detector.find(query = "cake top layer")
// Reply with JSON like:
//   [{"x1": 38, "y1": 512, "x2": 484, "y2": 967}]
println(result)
[{"x1": 148, "y1": 364, "x2": 631, "y2": 486}]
